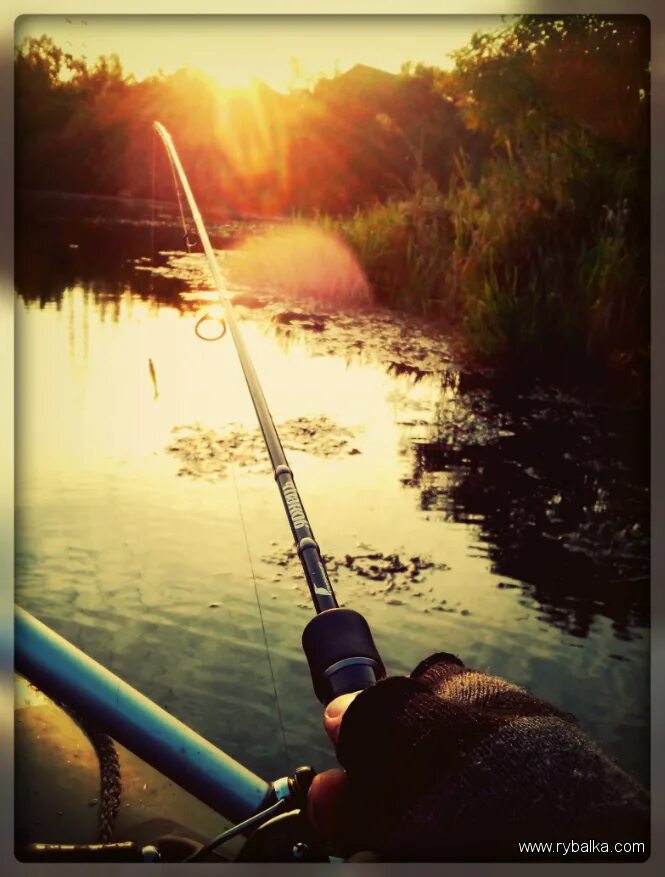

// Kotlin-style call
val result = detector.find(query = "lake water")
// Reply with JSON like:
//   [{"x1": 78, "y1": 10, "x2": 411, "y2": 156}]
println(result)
[{"x1": 15, "y1": 206, "x2": 650, "y2": 801}]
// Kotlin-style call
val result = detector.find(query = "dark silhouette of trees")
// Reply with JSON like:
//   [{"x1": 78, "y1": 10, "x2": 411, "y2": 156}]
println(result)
[
  {"x1": 15, "y1": 16, "x2": 649, "y2": 385},
  {"x1": 15, "y1": 37, "x2": 475, "y2": 215}
]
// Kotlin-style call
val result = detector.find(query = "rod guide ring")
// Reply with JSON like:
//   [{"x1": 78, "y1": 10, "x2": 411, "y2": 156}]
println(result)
[{"x1": 195, "y1": 312, "x2": 227, "y2": 342}]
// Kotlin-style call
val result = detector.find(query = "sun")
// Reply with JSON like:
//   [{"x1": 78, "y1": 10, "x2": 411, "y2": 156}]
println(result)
[{"x1": 15, "y1": 14, "x2": 505, "y2": 91}]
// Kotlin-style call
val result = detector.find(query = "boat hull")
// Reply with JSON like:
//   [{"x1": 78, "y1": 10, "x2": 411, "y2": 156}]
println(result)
[{"x1": 15, "y1": 677, "x2": 242, "y2": 859}]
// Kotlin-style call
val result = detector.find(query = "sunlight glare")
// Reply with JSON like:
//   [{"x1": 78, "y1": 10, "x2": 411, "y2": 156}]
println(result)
[
  {"x1": 15, "y1": 16, "x2": 503, "y2": 92},
  {"x1": 226, "y1": 224, "x2": 372, "y2": 305}
]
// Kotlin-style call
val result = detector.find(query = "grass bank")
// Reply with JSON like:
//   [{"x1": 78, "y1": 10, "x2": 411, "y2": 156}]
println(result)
[{"x1": 322, "y1": 133, "x2": 648, "y2": 393}]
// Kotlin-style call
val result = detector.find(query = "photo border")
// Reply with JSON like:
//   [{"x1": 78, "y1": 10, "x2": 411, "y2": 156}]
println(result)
[{"x1": 2, "y1": 2, "x2": 662, "y2": 873}]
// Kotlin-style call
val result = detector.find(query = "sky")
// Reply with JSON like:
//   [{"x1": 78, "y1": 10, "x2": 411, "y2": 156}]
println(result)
[{"x1": 15, "y1": 14, "x2": 508, "y2": 91}]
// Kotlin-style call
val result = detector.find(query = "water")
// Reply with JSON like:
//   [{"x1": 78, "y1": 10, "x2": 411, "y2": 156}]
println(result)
[{"x1": 15, "y1": 205, "x2": 649, "y2": 796}]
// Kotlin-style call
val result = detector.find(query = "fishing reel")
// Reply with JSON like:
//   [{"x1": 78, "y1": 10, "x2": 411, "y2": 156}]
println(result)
[
  {"x1": 187, "y1": 765, "x2": 330, "y2": 863},
  {"x1": 235, "y1": 807, "x2": 330, "y2": 863}
]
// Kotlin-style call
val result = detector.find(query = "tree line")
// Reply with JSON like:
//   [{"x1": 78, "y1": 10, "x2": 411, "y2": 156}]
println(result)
[
  {"x1": 15, "y1": 33, "x2": 480, "y2": 215},
  {"x1": 15, "y1": 15, "x2": 649, "y2": 386}
]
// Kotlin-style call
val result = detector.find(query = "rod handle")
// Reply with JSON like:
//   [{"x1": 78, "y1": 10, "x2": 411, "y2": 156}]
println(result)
[{"x1": 302, "y1": 608, "x2": 385, "y2": 706}]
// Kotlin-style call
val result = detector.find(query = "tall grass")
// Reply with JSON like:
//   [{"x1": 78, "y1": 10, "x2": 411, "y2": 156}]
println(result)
[
  {"x1": 448, "y1": 130, "x2": 647, "y2": 373},
  {"x1": 325, "y1": 131, "x2": 648, "y2": 387},
  {"x1": 321, "y1": 179, "x2": 454, "y2": 317}
]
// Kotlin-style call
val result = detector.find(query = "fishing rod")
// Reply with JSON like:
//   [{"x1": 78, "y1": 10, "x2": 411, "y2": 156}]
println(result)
[
  {"x1": 153, "y1": 121, "x2": 385, "y2": 706},
  {"x1": 13, "y1": 123, "x2": 390, "y2": 865}
]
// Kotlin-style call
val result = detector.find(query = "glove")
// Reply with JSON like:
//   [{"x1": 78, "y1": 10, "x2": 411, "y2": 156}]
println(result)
[{"x1": 314, "y1": 653, "x2": 649, "y2": 862}]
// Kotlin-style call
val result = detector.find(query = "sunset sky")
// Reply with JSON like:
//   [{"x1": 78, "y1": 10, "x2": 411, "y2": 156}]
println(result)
[{"x1": 15, "y1": 14, "x2": 508, "y2": 91}]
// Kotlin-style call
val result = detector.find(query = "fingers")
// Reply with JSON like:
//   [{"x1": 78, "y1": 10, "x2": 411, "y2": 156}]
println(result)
[
  {"x1": 323, "y1": 691, "x2": 361, "y2": 745},
  {"x1": 307, "y1": 768, "x2": 349, "y2": 839},
  {"x1": 306, "y1": 693, "x2": 358, "y2": 849},
  {"x1": 308, "y1": 769, "x2": 379, "y2": 859}
]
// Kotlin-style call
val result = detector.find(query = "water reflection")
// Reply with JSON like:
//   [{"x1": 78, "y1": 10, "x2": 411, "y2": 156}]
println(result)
[
  {"x1": 402, "y1": 382, "x2": 649, "y2": 640},
  {"x1": 260, "y1": 298, "x2": 649, "y2": 644},
  {"x1": 16, "y1": 216, "x2": 184, "y2": 311},
  {"x1": 15, "y1": 205, "x2": 649, "y2": 788},
  {"x1": 16, "y1": 194, "x2": 249, "y2": 313},
  {"x1": 17, "y1": 208, "x2": 649, "y2": 646}
]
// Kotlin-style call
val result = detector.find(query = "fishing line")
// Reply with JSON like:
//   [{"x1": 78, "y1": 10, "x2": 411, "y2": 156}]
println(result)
[
  {"x1": 163, "y1": 140, "x2": 196, "y2": 253},
  {"x1": 150, "y1": 131, "x2": 156, "y2": 293},
  {"x1": 158, "y1": 128, "x2": 289, "y2": 766},
  {"x1": 229, "y1": 459, "x2": 292, "y2": 770},
  {"x1": 148, "y1": 134, "x2": 159, "y2": 400},
  {"x1": 153, "y1": 121, "x2": 384, "y2": 710},
  {"x1": 159, "y1": 130, "x2": 225, "y2": 339}
]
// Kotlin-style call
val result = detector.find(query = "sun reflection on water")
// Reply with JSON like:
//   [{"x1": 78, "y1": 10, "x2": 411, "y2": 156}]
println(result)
[{"x1": 14, "y1": 280, "x2": 650, "y2": 786}]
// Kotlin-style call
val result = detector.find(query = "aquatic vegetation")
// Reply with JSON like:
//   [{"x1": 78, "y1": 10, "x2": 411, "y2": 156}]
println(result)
[
  {"x1": 167, "y1": 417, "x2": 362, "y2": 479},
  {"x1": 318, "y1": 188, "x2": 453, "y2": 316},
  {"x1": 261, "y1": 547, "x2": 460, "y2": 615}
]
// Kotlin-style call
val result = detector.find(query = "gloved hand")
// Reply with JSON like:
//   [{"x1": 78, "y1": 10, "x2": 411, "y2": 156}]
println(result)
[{"x1": 307, "y1": 653, "x2": 649, "y2": 862}]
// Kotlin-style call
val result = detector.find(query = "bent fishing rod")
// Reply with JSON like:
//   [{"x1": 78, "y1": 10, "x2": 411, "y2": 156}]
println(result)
[
  {"x1": 153, "y1": 121, "x2": 385, "y2": 706},
  {"x1": 14, "y1": 127, "x2": 387, "y2": 863},
  {"x1": 13, "y1": 126, "x2": 388, "y2": 863}
]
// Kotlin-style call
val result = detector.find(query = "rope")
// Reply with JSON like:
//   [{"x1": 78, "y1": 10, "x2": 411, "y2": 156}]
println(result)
[
  {"x1": 76, "y1": 718, "x2": 122, "y2": 843},
  {"x1": 31, "y1": 685, "x2": 122, "y2": 843}
]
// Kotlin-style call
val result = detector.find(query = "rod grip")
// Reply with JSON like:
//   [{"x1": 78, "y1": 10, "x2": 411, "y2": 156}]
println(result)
[{"x1": 302, "y1": 608, "x2": 385, "y2": 705}]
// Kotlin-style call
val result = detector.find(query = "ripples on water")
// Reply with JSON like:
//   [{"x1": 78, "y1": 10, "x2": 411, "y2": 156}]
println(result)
[{"x1": 15, "y1": 204, "x2": 649, "y2": 789}]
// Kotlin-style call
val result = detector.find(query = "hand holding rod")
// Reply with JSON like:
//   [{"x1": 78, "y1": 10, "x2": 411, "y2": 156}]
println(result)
[{"x1": 153, "y1": 122, "x2": 385, "y2": 704}]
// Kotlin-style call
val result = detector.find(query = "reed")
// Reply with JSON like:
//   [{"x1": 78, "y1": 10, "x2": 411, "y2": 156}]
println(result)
[
  {"x1": 320, "y1": 180, "x2": 453, "y2": 317},
  {"x1": 325, "y1": 128, "x2": 648, "y2": 387}
]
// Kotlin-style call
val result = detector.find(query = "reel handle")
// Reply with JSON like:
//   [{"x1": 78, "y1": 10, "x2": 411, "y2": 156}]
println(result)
[{"x1": 302, "y1": 608, "x2": 385, "y2": 705}]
